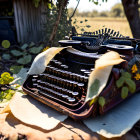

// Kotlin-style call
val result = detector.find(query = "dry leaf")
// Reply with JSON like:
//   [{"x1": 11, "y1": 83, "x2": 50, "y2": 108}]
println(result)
[
  {"x1": 86, "y1": 51, "x2": 125, "y2": 102},
  {"x1": 1, "y1": 92, "x2": 67, "y2": 130},
  {"x1": 28, "y1": 47, "x2": 67, "y2": 75}
]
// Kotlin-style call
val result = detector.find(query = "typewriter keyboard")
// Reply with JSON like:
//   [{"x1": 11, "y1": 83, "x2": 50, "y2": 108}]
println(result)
[{"x1": 31, "y1": 49, "x2": 98, "y2": 109}]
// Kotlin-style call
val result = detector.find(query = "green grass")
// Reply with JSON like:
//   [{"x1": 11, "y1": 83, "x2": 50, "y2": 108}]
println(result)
[{"x1": 73, "y1": 17, "x2": 132, "y2": 38}]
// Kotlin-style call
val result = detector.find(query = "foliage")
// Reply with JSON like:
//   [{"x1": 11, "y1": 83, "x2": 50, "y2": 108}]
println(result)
[
  {"x1": 44, "y1": 5, "x2": 72, "y2": 46},
  {"x1": 0, "y1": 40, "x2": 45, "y2": 74},
  {"x1": 110, "y1": 3, "x2": 125, "y2": 17},
  {"x1": 2, "y1": 54, "x2": 11, "y2": 60},
  {"x1": 10, "y1": 65, "x2": 24, "y2": 74},
  {"x1": 0, "y1": 72, "x2": 14, "y2": 85},
  {"x1": 72, "y1": 18, "x2": 91, "y2": 33},
  {"x1": 0, "y1": 89, "x2": 15, "y2": 102},
  {"x1": 116, "y1": 71, "x2": 136, "y2": 99},
  {"x1": 98, "y1": 96, "x2": 106, "y2": 108},
  {"x1": 1, "y1": 40, "x2": 10, "y2": 48},
  {"x1": 68, "y1": 3, "x2": 125, "y2": 18}
]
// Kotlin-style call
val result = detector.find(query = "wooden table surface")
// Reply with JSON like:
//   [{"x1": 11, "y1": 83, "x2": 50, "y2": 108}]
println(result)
[{"x1": 0, "y1": 112, "x2": 139, "y2": 140}]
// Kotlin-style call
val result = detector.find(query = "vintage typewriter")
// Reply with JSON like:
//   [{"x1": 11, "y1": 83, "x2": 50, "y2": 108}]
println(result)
[{"x1": 22, "y1": 28, "x2": 140, "y2": 119}]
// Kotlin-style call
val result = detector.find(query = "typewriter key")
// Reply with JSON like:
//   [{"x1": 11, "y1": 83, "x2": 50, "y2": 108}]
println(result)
[
  {"x1": 90, "y1": 68, "x2": 94, "y2": 71},
  {"x1": 79, "y1": 75, "x2": 85, "y2": 82},
  {"x1": 32, "y1": 75, "x2": 38, "y2": 79},
  {"x1": 75, "y1": 74, "x2": 80, "y2": 82},
  {"x1": 62, "y1": 94, "x2": 69, "y2": 100},
  {"x1": 81, "y1": 69, "x2": 86, "y2": 72},
  {"x1": 72, "y1": 92, "x2": 79, "y2": 98},
  {"x1": 32, "y1": 79, "x2": 37, "y2": 82},
  {"x1": 68, "y1": 97, "x2": 76, "y2": 103},
  {"x1": 63, "y1": 65, "x2": 68, "y2": 69},
  {"x1": 72, "y1": 73, "x2": 77, "y2": 81},
  {"x1": 33, "y1": 83, "x2": 38, "y2": 88},
  {"x1": 77, "y1": 83, "x2": 85, "y2": 93}
]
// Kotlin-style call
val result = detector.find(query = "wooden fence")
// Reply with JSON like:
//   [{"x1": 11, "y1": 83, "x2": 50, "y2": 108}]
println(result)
[{"x1": 13, "y1": 0, "x2": 47, "y2": 43}]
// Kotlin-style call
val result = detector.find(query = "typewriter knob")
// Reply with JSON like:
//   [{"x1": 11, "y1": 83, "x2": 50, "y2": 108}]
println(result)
[{"x1": 106, "y1": 44, "x2": 134, "y2": 59}]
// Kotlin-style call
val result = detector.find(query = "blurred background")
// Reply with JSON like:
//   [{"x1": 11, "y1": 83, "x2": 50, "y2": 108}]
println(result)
[{"x1": 68, "y1": 0, "x2": 132, "y2": 37}]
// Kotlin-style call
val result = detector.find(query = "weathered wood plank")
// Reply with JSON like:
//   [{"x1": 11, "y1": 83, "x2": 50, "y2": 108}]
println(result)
[{"x1": 13, "y1": 0, "x2": 48, "y2": 43}]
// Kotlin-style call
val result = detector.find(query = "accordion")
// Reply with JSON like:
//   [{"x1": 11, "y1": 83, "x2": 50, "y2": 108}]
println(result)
[{"x1": 22, "y1": 31, "x2": 140, "y2": 119}]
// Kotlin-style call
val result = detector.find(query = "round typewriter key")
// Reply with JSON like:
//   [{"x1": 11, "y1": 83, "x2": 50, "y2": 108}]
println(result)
[
  {"x1": 62, "y1": 94, "x2": 69, "y2": 99},
  {"x1": 72, "y1": 73, "x2": 77, "y2": 81},
  {"x1": 63, "y1": 65, "x2": 68, "y2": 69},
  {"x1": 84, "y1": 71, "x2": 90, "y2": 76},
  {"x1": 84, "y1": 76, "x2": 88, "y2": 84},
  {"x1": 72, "y1": 92, "x2": 79, "y2": 96},
  {"x1": 76, "y1": 74, "x2": 81, "y2": 82},
  {"x1": 81, "y1": 69, "x2": 86, "y2": 73},
  {"x1": 73, "y1": 82, "x2": 78, "y2": 90},
  {"x1": 68, "y1": 81, "x2": 73, "y2": 90},
  {"x1": 33, "y1": 83, "x2": 38, "y2": 88},
  {"x1": 77, "y1": 83, "x2": 84, "y2": 93},
  {"x1": 33, "y1": 75, "x2": 38, "y2": 79},
  {"x1": 60, "y1": 64, "x2": 66, "y2": 69},
  {"x1": 63, "y1": 88, "x2": 67, "y2": 94},
  {"x1": 56, "y1": 69, "x2": 61, "y2": 76},
  {"x1": 45, "y1": 66, "x2": 50, "y2": 72},
  {"x1": 68, "y1": 97, "x2": 76, "y2": 103},
  {"x1": 61, "y1": 70, "x2": 65, "y2": 78},
  {"x1": 32, "y1": 79, "x2": 37, "y2": 82},
  {"x1": 79, "y1": 75, "x2": 85, "y2": 82},
  {"x1": 64, "y1": 71, "x2": 69, "y2": 79}
]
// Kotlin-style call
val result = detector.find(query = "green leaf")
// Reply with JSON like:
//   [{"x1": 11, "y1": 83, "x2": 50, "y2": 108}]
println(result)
[
  {"x1": 29, "y1": 46, "x2": 43, "y2": 54},
  {"x1": 47, "y1": 3, "x2": 52, "y2": 9},
  {"x1": 93, "y1": 0, "x2": 99, "y2": 5},
  {"x1": 1, "y1": 40, "x2": 10, "y2": 48},
  {"x1": 121, "y1": 86, "x2": 128, "y2": 99},
  {"x1": 11, "y1": 50, "x2": 23, "y2": 57},
  {"x1": 122, "y1": 72, "x2": 131, "y2": 79},
  {"x1": 1, "y1": 72, "x2": 11, "y2": 78},
  {"x1": 10, "y1": 65, "x2": 24, "y2": 74},
  {"x1": 0, "y1": 78, "x2": 4, "y2": 85},
  {"x1": 125, "y1": 79, "x2": 136, "y2": 93},
  {"x1": 116, "y1": 77, "x2": 125, "y2": 88},
  {"x1": 17, "y1": 55, "x2": 32, "y2": 65},
  {"x1": 21, "y1": 43, "x2": 28, "y2": 50},
  {"x1": 2, "y1": 54, "x2": 11, "y2": 60},
  {"x1": 98, "y1": 96, "x2": 106, "y2": 107},
  {"x1": 29, "y1": 42, "x2": 35, "y2": 47},
  {"x1": 80, "y1": 21, "x2": 83, "y2": 23},
  {"x1": 85, "y1": 19, "x2": 88, "y2": 22},
  {"x1": 0, "y1": 72, "x2": 14, "y2": 85},
  {"x1": 0, "y1": 89, "x2": 15, "y2": 102},
  {"x1": 88, "y1": 79, "x2": 100, "y2": 99}
]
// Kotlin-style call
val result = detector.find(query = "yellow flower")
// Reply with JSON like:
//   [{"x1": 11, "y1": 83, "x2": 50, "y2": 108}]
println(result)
[
  {"x1": 134, "y1": 73, "x2": 140, "y2": 80},
  {"x1": 131, "y1": 64, "x2": 138, "y2": 73},
  {"x1": 42, "y1": 46, "x2": 50, "y2": 52}
]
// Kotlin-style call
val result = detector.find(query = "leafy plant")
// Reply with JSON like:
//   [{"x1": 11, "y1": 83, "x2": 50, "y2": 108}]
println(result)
[
  {"x1": 2, "y1": 54, "x2": 11, "y2": 60},
  {"x1": 116, "y1": 71, "x2": 136, "y2": 99},
  {"x1": 17, "y1": 55, "x2": 32, "y2": 65},
  {"x1": 10, "y1": 65, "x2": 23, "y2": 74},
  {"x1": 0, "y1": 72, "x2": 14, "y2": 85},
  {"x1": 98, "y1": 96, "x2": 106, "y2": 108},
  {"x1": 11, "y1": 50, "x2": 23, "y2": 57},
  {"x1": 1, "y1": 40, "x2": 10, "y2": 48},
  {"x1": 0, "y1": 89, "x2": 15, "y2": 102}
]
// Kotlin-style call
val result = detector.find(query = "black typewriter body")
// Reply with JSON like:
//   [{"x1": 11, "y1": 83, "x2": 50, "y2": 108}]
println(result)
[{"x1": 23, "y1": 29, "x2": 140, "y2": 119}]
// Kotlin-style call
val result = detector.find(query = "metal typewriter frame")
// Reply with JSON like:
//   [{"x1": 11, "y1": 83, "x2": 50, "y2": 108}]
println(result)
[{"x1": 22, "y1": 29, "x2": 140, "y2": 119}]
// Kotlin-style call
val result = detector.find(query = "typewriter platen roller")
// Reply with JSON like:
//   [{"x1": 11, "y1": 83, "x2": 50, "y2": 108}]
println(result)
[{"x1": 22, "y1": 31, "x2": 140, "y2": 119}]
